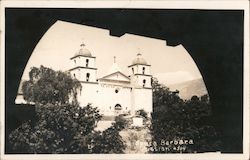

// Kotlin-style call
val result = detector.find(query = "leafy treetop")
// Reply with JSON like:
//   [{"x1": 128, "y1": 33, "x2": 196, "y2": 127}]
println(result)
[{"x1": 22, "y1": 65, "x2": 82, "y2": 105}]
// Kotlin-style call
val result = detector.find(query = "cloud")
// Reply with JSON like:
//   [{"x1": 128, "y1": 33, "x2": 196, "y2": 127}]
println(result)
[{"x1": 154, "y1": 71, "x2": 200, "y2": 86}]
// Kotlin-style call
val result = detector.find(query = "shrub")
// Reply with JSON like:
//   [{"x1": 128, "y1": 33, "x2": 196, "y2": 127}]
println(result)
[
  {"x1": 113, "y1": 115, "x2": 128, "y2": 131},
  {"x1": 136, "y1": 109, "x2": 148, "y2": 120},
  {"x1": 91, "y1": 126, "x2": 126, "y2": 153}
]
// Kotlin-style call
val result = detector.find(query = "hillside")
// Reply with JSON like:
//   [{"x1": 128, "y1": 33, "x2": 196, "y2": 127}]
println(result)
[{"x1": 168, "y1": 78, "x2": 208, "y2": 100}]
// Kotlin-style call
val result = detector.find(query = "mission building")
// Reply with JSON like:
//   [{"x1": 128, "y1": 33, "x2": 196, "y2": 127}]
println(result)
[{"x1": 16, "y1": 43, "x2": 153, "y2": 116}]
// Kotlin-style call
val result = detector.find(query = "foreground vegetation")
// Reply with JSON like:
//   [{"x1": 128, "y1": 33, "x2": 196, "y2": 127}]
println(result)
[
  {"x1": 9, "y1": 66, "x2": 125, "y2": 153},
  {"x1": 149, "y1": 78, "x2": 221, "y2": 153},
  {"x1": 9, "y1": 66, "x2": 221, "y2": 153}
]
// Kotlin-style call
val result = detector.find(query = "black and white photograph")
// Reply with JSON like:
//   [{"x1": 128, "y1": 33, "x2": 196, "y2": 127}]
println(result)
[{"x1": 0, "y1": 1, "x2": 249, "y2": 160}]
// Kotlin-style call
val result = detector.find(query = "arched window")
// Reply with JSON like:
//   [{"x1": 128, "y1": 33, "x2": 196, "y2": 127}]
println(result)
[
  {"x1": 73, "y1": 73, "x2": 76, "y2": 78},
  {"x1": 132, "y1": 68, "x2": 134, "y2": 74},
  {"x1": 74, "y1": 60, "x2": 76, "y2": 64},
  {"x1": 143, "y1": 79, "x2": 146, "y2": 87},
  {"x1": 142, "y1": 67, "x2": 145, "y2": 74},
  {"x1": 86, "y1": 73, "x2": 90, "y2": 82},
  {"x1": 115, "y1": 104, "x2": 122, "y2": 110},
  {"x1": 86, "y1": 59, "x2": 89, "y2": 67}
]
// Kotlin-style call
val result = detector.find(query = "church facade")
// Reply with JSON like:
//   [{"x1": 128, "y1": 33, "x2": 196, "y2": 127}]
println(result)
[
  {"x1": 69, "y1": 43, "x2": 153, "y2": 116},
  {"x1": 15, "y1": 43, "x2": 153, "y2": 116}
]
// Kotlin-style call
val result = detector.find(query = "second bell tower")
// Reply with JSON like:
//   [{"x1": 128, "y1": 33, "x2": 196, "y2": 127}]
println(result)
[{"x1": 69, "y1": 43, "x2": 97, "y2": 83}]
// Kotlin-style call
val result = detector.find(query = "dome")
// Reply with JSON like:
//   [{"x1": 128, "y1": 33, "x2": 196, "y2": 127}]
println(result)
[
  {"x1": 132, "y1": 53, "x2": 147, "y2": 65},
  {"x1": 74, "y1": 43, "x2": 92, "y2": 57},
  {"x1": 75, "y1": 48, "x2": 92, "y2": 57}
]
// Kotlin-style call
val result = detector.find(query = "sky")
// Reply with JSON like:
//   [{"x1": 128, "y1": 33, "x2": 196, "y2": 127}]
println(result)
[{"x1": 21, "y1": 20, "x2": 202, "y2": 86}]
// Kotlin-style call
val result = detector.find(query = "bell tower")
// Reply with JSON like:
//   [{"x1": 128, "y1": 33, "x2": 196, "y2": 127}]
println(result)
[
  {"x1": 69, "y1": 43, "x2": 97, "y2": 83},
  {"x1": 128, "y1": 53, "x2": 153, "y2": 116},
  {"x1": 128, "y1": 53, "x2": 152, "y2": 88}
]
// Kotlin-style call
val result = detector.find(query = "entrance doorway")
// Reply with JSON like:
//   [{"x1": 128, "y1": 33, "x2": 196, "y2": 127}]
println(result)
[{"x1": 114, "y1": 104, "x2": 122, "y2": 115}]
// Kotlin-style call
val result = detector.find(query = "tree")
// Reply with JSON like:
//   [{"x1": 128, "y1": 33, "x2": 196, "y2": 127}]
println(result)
[
  {"x1": 9, "y1": 103, "x2": 128, "y2": 154},
  {"x1": 9, "y1": 103, "x2": 102, "y2": 153},
  {"x1": 91, "y1": 125, "x2": 126, "y2": 153},
  {"x1": 9, "y1": 66, "x2": 126, "y2": 153},
  {"x1": 88, "y1": 115, "x2": 127, "y2": 153},
  {"x1": 113, "y1": 115, "x2": 128, "y2": 131},
  {"x1": 149, "y1": 78, "x2": 221, "y2": 153},
  {"x1": 151, "y1": 77, "x2": 183, "y2": 112},
  {"x1": 22, "y1": 65, "x2": 82, "y2": 105}
]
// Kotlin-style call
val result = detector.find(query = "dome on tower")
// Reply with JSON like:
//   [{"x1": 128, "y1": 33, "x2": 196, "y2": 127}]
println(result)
[
  {"x1": 132, "y1": 53, "x2": 148, "y2": 65},
  {"x1": 74, "y1": 43, "x2": 92, "y2": 57}
]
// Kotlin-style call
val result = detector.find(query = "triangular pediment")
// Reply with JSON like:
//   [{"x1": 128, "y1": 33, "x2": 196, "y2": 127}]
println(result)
[{"x1": 100, "y1": 71, "x2": 130, "y2": 82}]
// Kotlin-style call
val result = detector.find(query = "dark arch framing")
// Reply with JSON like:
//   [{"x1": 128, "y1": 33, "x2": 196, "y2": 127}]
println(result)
[{"x1": 5, "y1": 8, "x2": 243, "y2": 153}]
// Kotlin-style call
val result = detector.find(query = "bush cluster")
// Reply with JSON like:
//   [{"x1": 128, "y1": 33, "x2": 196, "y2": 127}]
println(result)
[{"x1": 149, "y1": 78, "x2": 221, "y2": 153}]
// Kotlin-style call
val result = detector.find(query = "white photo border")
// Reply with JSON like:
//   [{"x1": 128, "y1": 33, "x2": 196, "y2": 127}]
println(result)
[{"x1": 0, "y1": 1, "x2": 249, "y2": 160}]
